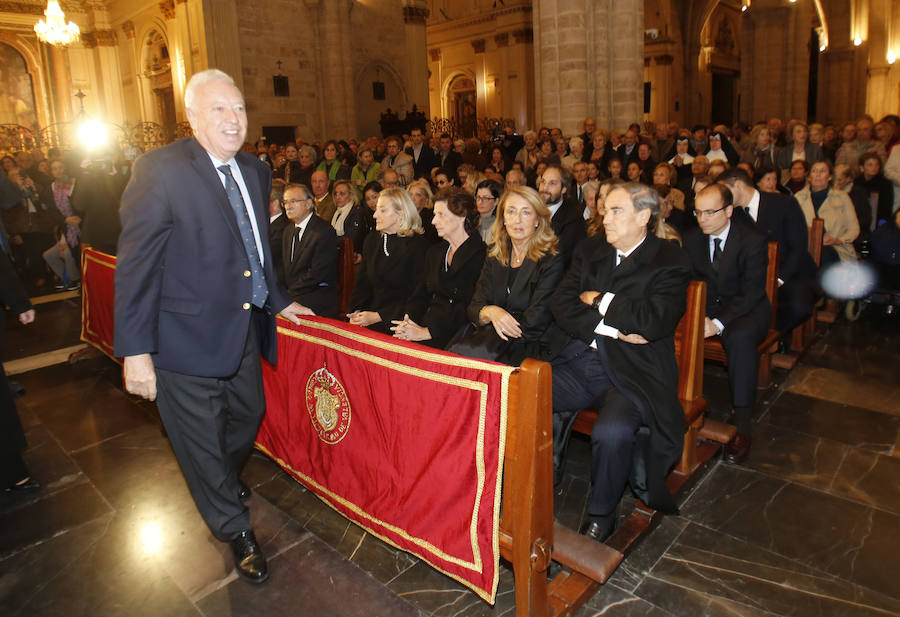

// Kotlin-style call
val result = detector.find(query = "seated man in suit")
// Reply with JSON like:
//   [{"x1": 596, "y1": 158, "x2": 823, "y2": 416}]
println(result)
[
  {"x1": 538, "y1": 164, "x2": 586, "y2": 266},
  {"x1": 268, "y1": 184, "x2": 288, "y2": 286},
  {"x1": 551, "y1": 183, "x2": 691, "y2": 542},
  {"x1": 717, "y1": 168, "x2": 817, "y2": 336},
  {"x1": 281, "y1": 183, "x2": 339, "y2": 317},
  {"x1": 683, "y1": 184, "x2": 770, "y2": 464}
]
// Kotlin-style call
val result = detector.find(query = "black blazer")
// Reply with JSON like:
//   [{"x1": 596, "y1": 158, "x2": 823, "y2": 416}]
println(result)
[
  {"x1": 406, "y1": 146, "x2": 439, "y2": 180},
  {"x1": 340, "y1": 204, "x2": 373, "y2": 255},
  {"x1": 409, "y1": 234, "x2": 486, "y2": 349},
  {"x1": 550, "y1": 234, "x2": 690, "y2": 513},
  {"x1": 466, "y1": 250, "x2": 565, "y2": 365},
  {"x1": 281, "y1": 214, "x2": 339, "y2": 317},
  {"x1": 437, "y1": 150, "x2": 463, "y2": 178},
  {"x1": 683, "y1": 217, "x2": 770, "y2": 330},
  {"x1": 115, "y1": 138, "x2": 292, "y2": 376},
  {"x1": 741, "y1": 190, "x2": 816, "y2": 285},
  {"x1": 551, "y1": 197, "x2": 587, "y2": 265},
  {"x1": 349, "y1": 231, "x2": 429, "y2": 333},
  {"x1": 268, "y1": 212, "x2": 289, "y2": 285}
]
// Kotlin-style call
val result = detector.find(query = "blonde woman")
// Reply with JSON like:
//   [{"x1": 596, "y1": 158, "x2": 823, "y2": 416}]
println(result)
[
  {"x1": 347, "y1": 187, "x2": 427, "y2": 333},
  {"x1": 455, "y1": 186, "x2": 564, "y2": 365},
  {"x1": 407, "y1": 178, "x2": 438, "y2": 242}
]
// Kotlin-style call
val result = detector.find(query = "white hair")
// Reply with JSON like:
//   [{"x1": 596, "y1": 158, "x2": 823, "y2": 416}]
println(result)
[
  {"x1": 569, "y1": 136, "x2": 584, "y2": 149},
  {"x1": 184, "y1": 69, "x2": 236, "y2": 110}
]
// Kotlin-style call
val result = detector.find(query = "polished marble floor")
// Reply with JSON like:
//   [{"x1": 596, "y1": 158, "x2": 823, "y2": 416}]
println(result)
[{"x1": 2, "y1": 297, "x2": 899, "y2": 617}]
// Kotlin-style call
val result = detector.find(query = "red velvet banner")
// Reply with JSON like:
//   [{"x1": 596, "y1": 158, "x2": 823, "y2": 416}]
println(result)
[
  {"x1": 80, "y1": 250, "x2": 512, "y2": 601},
  {"x1": 80, "y1": 247, "x2": 119, "y2": 361},
  {"x1": 257, "y1": 317, "x2": 512, "y2": 603}
]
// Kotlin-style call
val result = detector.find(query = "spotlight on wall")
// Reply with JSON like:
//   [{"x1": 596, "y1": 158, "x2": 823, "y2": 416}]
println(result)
[
  {"x1": 853, "y1": 37, "x2": 862, "y2": 47},
  {"x1": 888, "y1": 51, "x2": 897, "y2": 65},
  {"x1": 819, "y1": 43, "x2": 827, "y2": 52},
  {"x1": 78, "y1": 119, "x2": 108, "y2": 150},
  {"x1": 741, "y1": 0, "x2": 750, "y2": 12}
]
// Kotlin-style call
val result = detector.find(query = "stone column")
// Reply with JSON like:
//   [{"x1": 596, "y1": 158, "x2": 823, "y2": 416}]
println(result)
[
  {"x1": 534, "y1": 0, "x2": 643, "y2": 135},
  {"x1": 199, "y1": 0, "x2": 244, "y2": 91},
  {"x1": 315, "y1": 0, "x2": 356, "y2": 138},
  {"x1": 403, "y1": 2, "x2": 430, "y2": 113}
]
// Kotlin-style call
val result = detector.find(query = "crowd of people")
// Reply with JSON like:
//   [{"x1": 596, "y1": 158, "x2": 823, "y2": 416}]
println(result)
[
  {"x1": 3, "y1": 67, "x2": 899, "y2": 573},
  {"x1": 256, "y1": 111, "x2": 900, "y2": 542}
]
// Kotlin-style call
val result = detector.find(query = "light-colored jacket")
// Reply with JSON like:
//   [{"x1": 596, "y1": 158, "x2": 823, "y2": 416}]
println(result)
[
  {"x1": 794, "y1": 186, "x2": 860, "y2": 262},
  {"x1": 883, "y1": 146, "x2": 900, "y2": 215}
]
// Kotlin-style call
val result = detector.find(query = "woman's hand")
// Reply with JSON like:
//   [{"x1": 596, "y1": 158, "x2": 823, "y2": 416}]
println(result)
[
  {"x1": 618, "y1": 331, "x2": 648, "y2": 344},
  {"x1": 347, "y1": 310, "x2": 381, "y2": 327},
  {"x1": 65, "y1": 215, "x2": 81, "y2": 226},
  {"x1": 390, "y1": 314, "x2": 431, "y2": 342},
  {"x1": 823, "y1": 234, "x2": 839, "y2": 246},
  {"x1": 481, "y1": 305, "x2": 522, "y2": 341}
]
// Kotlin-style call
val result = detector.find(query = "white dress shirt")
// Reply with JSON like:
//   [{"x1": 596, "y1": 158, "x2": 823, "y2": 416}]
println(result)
[
  {"x1": 290, "y1": 212, "x2": 313, "y2": 261},
  {"x1": 591, "y1": 234, "x2": 647, "y2": 345}
]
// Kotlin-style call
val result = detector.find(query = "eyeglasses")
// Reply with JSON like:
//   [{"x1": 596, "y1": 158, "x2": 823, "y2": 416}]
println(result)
[
  {"x1": 693, "y1": 206, "x2": 727, "y2": 219},
  {"x1": 475, "y1": 195, "x2": 497, "y2": 202},
  {"x1": 284, "y1": 198, "x2": 310, "y2": 206}
]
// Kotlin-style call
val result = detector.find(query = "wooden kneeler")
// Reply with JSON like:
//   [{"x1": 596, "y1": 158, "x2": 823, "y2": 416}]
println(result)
[
  {"x1": 774, "y1": 218, "x2": 824, "y2": 370},
  {"x1": 703, "y1": 242, "x2": 781, "y2": 388}
]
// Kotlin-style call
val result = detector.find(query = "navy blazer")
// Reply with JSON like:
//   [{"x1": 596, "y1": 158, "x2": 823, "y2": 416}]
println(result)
[{"x1": 114, "y1": 138, "x2": 292, "y2": 377}]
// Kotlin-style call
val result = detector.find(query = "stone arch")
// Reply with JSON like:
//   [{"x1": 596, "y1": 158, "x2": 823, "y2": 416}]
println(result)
[
  {"x1": 354, "y1": 60, "x2": 407, "y2": 139},
  {"x1": 137, "y1": 26, "x2": 176, "y2": 130}
]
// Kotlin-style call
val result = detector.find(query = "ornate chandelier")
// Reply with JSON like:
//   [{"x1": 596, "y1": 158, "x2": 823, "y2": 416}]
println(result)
[{"x1": 34, "y1": 0, "x2": 80, "y2": 46}]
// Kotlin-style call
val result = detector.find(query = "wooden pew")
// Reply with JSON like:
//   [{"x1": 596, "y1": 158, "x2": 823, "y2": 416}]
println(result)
[
  {"x1": 336, "y1": 237, "x2": 355, "y2": 315},
  {"x1": 774, "y1": 218, "x2": 824, "y2": 370},
  {"x1": 703, "y1": 241, "x2": 781, "y2": 388}
]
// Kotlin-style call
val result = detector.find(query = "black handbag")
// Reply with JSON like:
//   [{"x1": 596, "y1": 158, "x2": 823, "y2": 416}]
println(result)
[{"x1": 446, "y1": 322, "x2": 511, "y2": 362}]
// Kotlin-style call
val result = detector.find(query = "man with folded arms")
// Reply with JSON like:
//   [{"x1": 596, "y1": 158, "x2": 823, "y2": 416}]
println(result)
[{"x1": 551, "y1": 183, "x2": 690, "y2": 542}]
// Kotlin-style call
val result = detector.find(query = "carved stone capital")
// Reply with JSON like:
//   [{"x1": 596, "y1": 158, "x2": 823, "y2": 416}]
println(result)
[
  {"x1": 471, "y1": 38, "x2": 485, "y2": 54},
  {"x1": 94, "y1": 29, "x2": 118, "y2": 47},
  {"x1": 494, "y1": 32, "x2": 509, "y2": 48},
  {"x1": 159, "y1": 0, "x2": 175, "y2": 20},
  {"x1": 0, "y1": 2, "x2": 42, "y2": 15},
  {"x1": 428, "y1": 48, "x2": 441, "y2": 62},
  {"x1": 511, "y1": 28, "x2": 533, "y2": 45},
  {"x1": 653, "y1": 54, "x2": 674, "y2": 66},
  {"x1": 81, "y1": 32, "x2": 97, "y2": 48},
  {"x1": 403, "y1": 6, "x2": 429, "y2": 24},
  {"x1": 122, "y1": 20, "x2": 135, "y2": 39}
]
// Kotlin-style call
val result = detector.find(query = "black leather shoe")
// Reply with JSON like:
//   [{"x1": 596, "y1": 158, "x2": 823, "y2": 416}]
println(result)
[
  {"x1": 579, "y1": 513, "x2": 616, "y2": 543},
  {"x1": 9, "y1": 380, "x2": 25, "y2": 399},
  {"x1": 230, "y1": 530, "x2": 269, "y2": 584},
  {"x1": 238, "y1": 483, "x2": 251, "y2": 502},
  {"x1": 4, "y1": 478, "x2": 40, "y2": 493},
  {"x1": 724, "y1": 432, "x2": 752, "y2": 465}
]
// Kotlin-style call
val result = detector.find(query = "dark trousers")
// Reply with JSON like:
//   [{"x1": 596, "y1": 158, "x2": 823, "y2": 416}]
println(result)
[
  {"x1": 552, "y1": 340, "x2": 644, "y2": 516},
  {"x1": 776, "y1": 278, "x2": 817, "y2": 333},
  {"x1": 718, "y1": 311, "x2": 769, "y2": 433},
  {"x1": 155, "y1": 322, "x2": 265, "y2": 541},
  {"x1": 0, "y1": 362, "x2": 29, "y2": 489}
]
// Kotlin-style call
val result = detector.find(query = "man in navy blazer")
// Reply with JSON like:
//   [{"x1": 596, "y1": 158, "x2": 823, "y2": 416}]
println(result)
[{"x1": 114, "y1": 69, "x2": 310, "y2": 584}]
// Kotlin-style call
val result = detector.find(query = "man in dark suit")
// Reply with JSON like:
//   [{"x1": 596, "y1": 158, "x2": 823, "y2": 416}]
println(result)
[
  {"x1": 684, "y1": 184, "x2": 770, "y2": 464},
  {"x1": 436, "y1": 133, "x2": 463, "y2": 180},
  {"x1": 718, "y1": 168, "x2": 817, "y2": 334},
  {"x1": 405, "y1": 127, "x2": 438, "y2": 180},
  {"x1": 268, "y1": 184, "x2": 289, "y2": 286},
  {"x1": 551, "y1": 183, "x2": 690, "y2": 542},
  {"x1": 114, "y1": 69, "x2": 310, "y2": 585},
  {"x1": 281, "y1": 183, "x2": 338, "y2": 317},
  {"x1": 538, "y1": 164, "x2": 586, "y2": 265}
]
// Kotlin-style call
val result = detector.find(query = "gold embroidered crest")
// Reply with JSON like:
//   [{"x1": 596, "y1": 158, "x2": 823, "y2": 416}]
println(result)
[{"x1": 305, "y1": 364, "x2": 351, "y2": 444}]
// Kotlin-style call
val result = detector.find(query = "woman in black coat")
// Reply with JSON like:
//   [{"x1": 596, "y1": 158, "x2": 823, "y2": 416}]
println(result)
[
  {"x1": 347, "y1": 187, "x2": 428, "y2": 334},
  {"x1": 0, "y1": 250, "x2": 38, "y2": 492},
  {"x1": 392, "y1": 189, "x2": 486, "y2": 349},
  {"x1": 458, "y1": 185, "x2": 565, "y2": 366}
]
